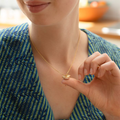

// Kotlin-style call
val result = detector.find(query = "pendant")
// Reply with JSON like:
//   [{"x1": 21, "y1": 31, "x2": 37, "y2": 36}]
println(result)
[{"x1": 62, "y1": 74, "x2": 71, "y2": 80}]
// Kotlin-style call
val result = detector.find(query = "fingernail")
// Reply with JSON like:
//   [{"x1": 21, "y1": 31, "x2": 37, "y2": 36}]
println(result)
[
  {"x1": 109, "y1": 71, "x2": 112, "y2": 75},
  {"x1": 62, "y1": 79, "x2": 65, "y2": 83},
  {"x1": 78, "y1": 74, "x2": 81, "y2": 80},
  {"x1": 90, "y1": 68, "x2": 93, "y2": 74},
  {"x1": 98, "y1": 72, "x2": 101, "y2": 77},
  {"x1": 84, "y1": 69, "x2": 87, "y2": 75}
]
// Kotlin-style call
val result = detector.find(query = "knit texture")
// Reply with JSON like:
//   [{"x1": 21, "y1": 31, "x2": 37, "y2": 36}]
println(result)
[{"x1": 0, "y1": 23, "x2": 120, "y2": 120}]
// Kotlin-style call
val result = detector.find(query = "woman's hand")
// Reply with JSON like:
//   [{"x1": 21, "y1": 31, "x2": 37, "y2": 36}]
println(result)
[{"x1": 62, "y1": 52, "x2": 120, "y2": 119}]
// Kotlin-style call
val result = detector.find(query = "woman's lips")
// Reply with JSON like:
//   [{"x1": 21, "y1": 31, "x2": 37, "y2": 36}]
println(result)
[{"x1": 26, "y1": 2, "x2": 51, "y2": 13}]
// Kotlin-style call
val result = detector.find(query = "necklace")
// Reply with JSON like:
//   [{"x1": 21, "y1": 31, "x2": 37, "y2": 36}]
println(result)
[{"x1": 31, "y1": 31, "x2": 80, "y2": 80}]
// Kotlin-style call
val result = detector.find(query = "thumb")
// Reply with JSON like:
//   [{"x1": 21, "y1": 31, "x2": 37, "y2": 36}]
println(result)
[{"x1": 62, "y1": 78, "x2": 90, "y2": 97}]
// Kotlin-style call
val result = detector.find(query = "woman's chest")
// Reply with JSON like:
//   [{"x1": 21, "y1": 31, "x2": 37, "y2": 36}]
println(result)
[
  {"x1": 38, "y1": 70, "x2": 80, "y2": 120},
  {"x1": 33, "y1": 52, "x2": 87, "y2": 119}
]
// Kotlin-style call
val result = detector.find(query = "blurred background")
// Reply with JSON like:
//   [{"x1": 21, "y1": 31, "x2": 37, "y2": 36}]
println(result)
[
  {"x1": 88, "y1": 0, "x2": 120, "y2": 20},
  {"x1": 0, "y1": 0, "x2": 120, "y2": 20},
  {"x1": 0, "y1": 0, "x2": 120, "y2": 46}
]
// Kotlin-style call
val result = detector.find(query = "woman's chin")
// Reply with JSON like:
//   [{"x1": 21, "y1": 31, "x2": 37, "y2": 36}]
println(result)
[{"x1": 28, "y1": 17, "x2": 61, "y2": 27}]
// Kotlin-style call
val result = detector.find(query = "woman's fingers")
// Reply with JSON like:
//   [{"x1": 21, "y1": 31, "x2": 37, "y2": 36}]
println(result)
[
  {"x1": 90, "y1": 53, "x2": 111, "y2": 75},
  {"x1": 78, "y1": 63, "x2": 85, "y2": 80},
  {"x1": 62, "y1": 78, "x2": 89, "y2": 97},
  {"x1": 78, "y1": 52, "x2": 100, "y2": 80},
  {"x1": 81, "y1": 52, "x2": 100, "y2": 75},
  {"x1": 98, "y1": 61, "x2": 120, "y2": 79},
  {"x1": 78, "y1": 52, "x2": 112, "y2": 79}
]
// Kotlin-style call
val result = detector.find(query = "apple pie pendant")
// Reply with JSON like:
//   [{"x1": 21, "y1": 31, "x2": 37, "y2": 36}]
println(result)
[{"x1": 62, "y1": 74, "x2": 71, "y2": 80}]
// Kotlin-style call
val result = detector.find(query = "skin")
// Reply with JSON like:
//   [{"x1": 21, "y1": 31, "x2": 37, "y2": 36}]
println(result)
[
  {"x1": 16, "y1": 0, "x2": 88, "y2": 119},
  {"x1": 16, "y1": 0, "x2": 120, "y2": 119},
  {"x1": 17, "y1": 0, "x2": 80, "y2": 64},
  {"x1": 63, "y1": 52, "x2": 120, "y2": 119}
]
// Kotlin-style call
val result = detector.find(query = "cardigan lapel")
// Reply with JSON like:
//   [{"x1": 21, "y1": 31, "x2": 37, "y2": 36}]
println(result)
[{"x1": 1, "y1": 23, "x2": 54, "y2": 120}]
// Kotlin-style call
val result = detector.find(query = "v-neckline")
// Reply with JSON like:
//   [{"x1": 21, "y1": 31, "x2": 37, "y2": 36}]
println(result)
[{"x1": 26, "y1": 24, "x2": 93, "y2": 119}]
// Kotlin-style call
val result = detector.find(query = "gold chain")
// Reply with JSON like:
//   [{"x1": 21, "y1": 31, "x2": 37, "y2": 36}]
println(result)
[{"x1": 31, "y1": 31, "x2": 80, "y2": 80}]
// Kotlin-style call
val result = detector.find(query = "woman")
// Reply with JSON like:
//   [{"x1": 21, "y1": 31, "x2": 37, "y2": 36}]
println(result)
[{"x1": 0, "y1": 0, "x2": 120, "y2": 119}]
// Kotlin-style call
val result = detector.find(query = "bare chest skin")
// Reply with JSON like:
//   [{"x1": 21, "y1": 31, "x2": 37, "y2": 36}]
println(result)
[
  {"x1": 31, "y1": 31, "x2": 88, "y2": 119},
  {"x1": 38, "y1": 68, "x2": 80, "y2": 119},
  {"x1": 35, "y1": 61, "x2": 84, "y2": 119},
  {"x1": 34, "y1": 55, "x2": 88, "y2": 119}
]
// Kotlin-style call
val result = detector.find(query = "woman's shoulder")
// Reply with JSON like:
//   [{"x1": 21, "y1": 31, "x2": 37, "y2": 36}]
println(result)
[
  {"x1": 82, "y1": 29, "x2": 120, "y2": 67},
  {"x1": 0, "y1": 23, "x2": 29, "y2": 53},
  {"x1": 82, "y1": 29, "x2": 118, "y2": 48},
  {"x1": 81, "y1": 29, "x2": 120, "y2": 52},
  {"x1": 0, "y1": 23, "x2": 28, "y2": 41}
]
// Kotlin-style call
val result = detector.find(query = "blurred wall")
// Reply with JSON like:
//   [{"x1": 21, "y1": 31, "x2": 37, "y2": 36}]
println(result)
[{"x1": 0, "y1": 0, "x2": 18, "y2": 8}]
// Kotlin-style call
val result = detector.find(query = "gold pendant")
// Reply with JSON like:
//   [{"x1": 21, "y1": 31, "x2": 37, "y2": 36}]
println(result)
[{"x1": 62, "y1": 74, "x2": 71, "y2": 80}]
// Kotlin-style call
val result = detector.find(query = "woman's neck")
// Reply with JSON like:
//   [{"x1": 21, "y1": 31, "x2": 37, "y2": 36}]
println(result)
[{"x1": 29, "y1": 13, "x2": 80, "y2": 65}]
